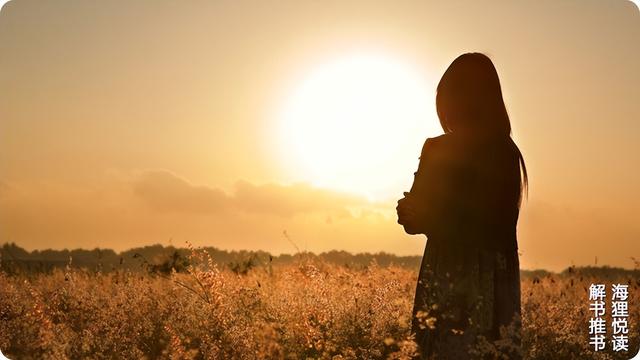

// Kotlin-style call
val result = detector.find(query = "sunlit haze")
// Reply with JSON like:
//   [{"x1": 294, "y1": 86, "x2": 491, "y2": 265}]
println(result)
[{"x1": 0, "y1": 0, "x2": 638, "y2": 271}]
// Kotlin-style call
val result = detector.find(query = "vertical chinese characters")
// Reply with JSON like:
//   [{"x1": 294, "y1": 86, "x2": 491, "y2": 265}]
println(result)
[
  {"x1": 589, "y1": 284, "x2": 606, "y2": 351},
  {"x1": 611, "y1": 284, "x2": 629, "y2": 352}
]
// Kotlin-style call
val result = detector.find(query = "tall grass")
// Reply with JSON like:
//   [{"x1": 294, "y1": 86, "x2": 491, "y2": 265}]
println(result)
[{"x1": 0, "y1": 249, "x2": 638, "y2": 359}]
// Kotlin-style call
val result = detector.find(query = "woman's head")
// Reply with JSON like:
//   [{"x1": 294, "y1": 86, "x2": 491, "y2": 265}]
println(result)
[
  {"x1": 436, "y1": 53, "x2": 510, "y2": 136},
  {"x1": 437, "y1": 52, "x2": 528, "y2": 204}
]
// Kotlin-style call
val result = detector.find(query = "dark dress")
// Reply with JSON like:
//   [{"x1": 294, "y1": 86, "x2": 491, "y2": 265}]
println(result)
[{"x1": 405, "y1": 133, "x2": 522, "y2": 359}]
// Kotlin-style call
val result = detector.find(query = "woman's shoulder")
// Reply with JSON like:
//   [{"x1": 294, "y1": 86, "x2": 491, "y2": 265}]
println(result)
[
  {"x1": 421, "y1": 134, "x2": 457, "y2": 157},
  {"x1": 421, "y1": 133, "x2": 491, "y2": 168},
  {"x1": 424, "y1": 133, "x2": 449, "y2": 144},
  {"x1": 422, "y1": 134, "x2": 446, "y2": 149}
]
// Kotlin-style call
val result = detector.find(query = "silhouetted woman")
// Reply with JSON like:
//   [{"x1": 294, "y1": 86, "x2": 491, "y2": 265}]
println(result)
[{"x1": 397, "y1": 53, "x2": 527, "y2": 359}]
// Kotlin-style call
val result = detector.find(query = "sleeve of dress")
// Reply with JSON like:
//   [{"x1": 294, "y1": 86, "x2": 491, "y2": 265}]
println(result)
[
  {"x1": 408, "y1": 139, "x2": 433, "y2": 196},
  {"x1": 406, "y1": 138, "x2": 452, "y2": 237}
]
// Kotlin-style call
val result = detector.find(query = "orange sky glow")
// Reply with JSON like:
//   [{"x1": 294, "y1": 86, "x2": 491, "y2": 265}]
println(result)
[{"x1": 1, "y1": 0, "x2": 639, "y2": 271}]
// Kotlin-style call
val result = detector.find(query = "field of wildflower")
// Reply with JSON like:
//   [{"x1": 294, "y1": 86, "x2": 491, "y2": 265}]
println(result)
[{"x1": 0, "y1": 249, "x2": 638, "y2": 359}]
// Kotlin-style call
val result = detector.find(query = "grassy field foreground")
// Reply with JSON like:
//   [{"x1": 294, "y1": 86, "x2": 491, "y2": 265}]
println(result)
[{"x1": 1, "y1": 250, "x2": 639, "y2": 359}]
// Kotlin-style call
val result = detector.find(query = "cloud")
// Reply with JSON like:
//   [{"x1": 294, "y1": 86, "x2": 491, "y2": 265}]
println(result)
[
  {"x1": 0, "y1": 171, "x2": 409, "y2": 256},
  {"x1": 233, "y1": 181, "x2": 364, "y2": 217},
  {"x1": 3, "y1": 171, "x2": 639, "y2": 271},
  {"x1": 133, "y1": 170, "x2": 229, "y2": 213},
  {"x1": 132, "y1": 170, "x2": 367, "y2": 217}
]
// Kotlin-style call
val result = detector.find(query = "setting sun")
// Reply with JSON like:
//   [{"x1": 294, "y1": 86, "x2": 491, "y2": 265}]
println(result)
[
  {"x1": 278, "y1": 54, "x2": 442, "y2": 200},
  {"x1": 2, "y1": 1, "x2": 640, "y2": 357}
]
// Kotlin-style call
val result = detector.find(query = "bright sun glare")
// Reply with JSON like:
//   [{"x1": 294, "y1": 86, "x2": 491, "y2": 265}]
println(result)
[{"x1": 279, "y1": 54, "x2": 442, "y2": 200}]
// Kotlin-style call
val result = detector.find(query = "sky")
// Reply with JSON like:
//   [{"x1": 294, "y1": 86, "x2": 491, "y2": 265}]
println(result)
[{"x1": 0, "y1": 0, "x2": 639, "y2": 271}]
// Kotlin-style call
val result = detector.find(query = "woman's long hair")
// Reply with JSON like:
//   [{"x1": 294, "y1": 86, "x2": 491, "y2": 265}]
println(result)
[{"x1": 436, "y1": 52, "x2": 528, "y2": 204}]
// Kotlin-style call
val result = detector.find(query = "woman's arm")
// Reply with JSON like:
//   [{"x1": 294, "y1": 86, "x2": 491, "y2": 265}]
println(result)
[
  {"x1": 397, "y1": 137, "x2": 454, "y2": 236},
  {"x1": 397, "y1": 138, "x2": 435, "y2": 235}
]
